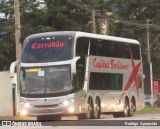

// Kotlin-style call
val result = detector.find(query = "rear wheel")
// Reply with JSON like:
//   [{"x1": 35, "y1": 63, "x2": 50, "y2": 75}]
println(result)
[
  {"x1": 93, "y1": 98, "x2": 101, "y2": 119},
  {"x1": 128, "y1": 106, "x2": 133, "y2": 117},
  {"x1": 128, "y1": 100, "x2": 135, "y2": 117},
  {"x1": 122, "y1": 99, "x2": 129, "y2": 117},
  {"x1": 86, "y1": 98, "x2": 94, "y2": 119},
  {"x1": 113, "y1": 99, "x2": 129, "y2": 118}
]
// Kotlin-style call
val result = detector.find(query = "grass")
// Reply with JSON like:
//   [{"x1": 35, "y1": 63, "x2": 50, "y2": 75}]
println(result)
[{"x1": 134, "y1": 107, "x2": 160, "y2": 115}]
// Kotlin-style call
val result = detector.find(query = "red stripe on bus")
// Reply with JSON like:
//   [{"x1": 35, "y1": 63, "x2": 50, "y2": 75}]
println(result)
[{"x1": 121, "y1": 50, "x2": 141, "y2": 98}]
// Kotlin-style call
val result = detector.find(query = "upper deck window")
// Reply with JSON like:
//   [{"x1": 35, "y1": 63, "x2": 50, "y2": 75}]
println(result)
[{"x1": 21, "y1": 35, "x2": 74, "y2": 63}]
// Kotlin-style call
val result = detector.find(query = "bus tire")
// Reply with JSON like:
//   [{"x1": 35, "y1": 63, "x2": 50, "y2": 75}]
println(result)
[
  {"x1": 128, "y1": 101, "x2": 135, "y2": 117},
  {"x1": 128, "y1": 107, "x2": 133, "y2": 117},
  {"x1": 93, "y1": 98, "x2": 101, "y2": 119},
  {"x1": 122, "y1": 99, "x2": 129, "y2": 117},
  {"x1": 86, "y1": 97, "x2": 94, "y2": 119}
]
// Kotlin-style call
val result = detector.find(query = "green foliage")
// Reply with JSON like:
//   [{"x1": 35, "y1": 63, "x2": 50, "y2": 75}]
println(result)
[
  {"x1": 0, "y1": 0, "x2": 160, "y2": 78},
  {"x1": 134, "y1": 107, "x2": 160, "y2": 115}
]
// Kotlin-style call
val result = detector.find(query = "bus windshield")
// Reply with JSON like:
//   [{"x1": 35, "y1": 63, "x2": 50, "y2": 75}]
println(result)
[
  {"x1": 20, "y1": 65, "x2": 73, "y2": 97},
  {"x1": 21, "y1": 35, "x2": 74, "y2": 63}
]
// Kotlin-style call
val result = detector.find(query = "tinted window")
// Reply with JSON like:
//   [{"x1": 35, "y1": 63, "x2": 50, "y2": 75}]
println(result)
[
  {"x1": 90, "y1": 39, "x2": 102, "y2": 56},
  {"x1": 89, "y1": 38, "x2": 140, "y2": 60},
  {"x1": 130, "y1": 44, "x2": 140, "y2": 60},
  {"x1": 21, "y1": 35, "x2": 73, "y2": 63},
  {"x1": 89, "y1": 72, "x2": 123, "y2": 90},
  {"x1": 76, "y1": 37, "x2": 89, "y2": 56}
]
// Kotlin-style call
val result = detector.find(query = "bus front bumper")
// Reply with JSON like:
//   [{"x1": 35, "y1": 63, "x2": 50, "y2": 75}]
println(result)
[{"x1": 19, "y1": 100, "x2": 77, "y2": 117}]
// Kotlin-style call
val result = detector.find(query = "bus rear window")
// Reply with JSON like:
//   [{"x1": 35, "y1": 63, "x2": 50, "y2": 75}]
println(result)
[{"x1": 21, "y1": 35, "x2": 73, "y2": 63}]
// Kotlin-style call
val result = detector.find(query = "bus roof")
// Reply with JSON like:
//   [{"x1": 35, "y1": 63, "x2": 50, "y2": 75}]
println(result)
[{"x1": 26, "y1": 31, "x2": 140, "y2": 45}]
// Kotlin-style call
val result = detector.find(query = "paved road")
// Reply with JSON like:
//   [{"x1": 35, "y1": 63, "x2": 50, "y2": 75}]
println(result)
[{"x1": 1, "y1": 113, "x2": 160, "y2": 129}]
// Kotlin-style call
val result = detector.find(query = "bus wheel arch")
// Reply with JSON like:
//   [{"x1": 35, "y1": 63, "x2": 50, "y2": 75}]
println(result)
[{"x1": 93, "y1": 96, "x2": 101, "y2": 119}]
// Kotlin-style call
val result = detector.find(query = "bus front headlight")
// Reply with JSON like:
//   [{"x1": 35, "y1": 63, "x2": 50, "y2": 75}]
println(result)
[
  {"x1": 20, "y1": 109, "x2": 28, "y2": 116},
  {"x1": 62, "y1": 99, "x2": 74, "y2": 106},
  {"x1": 68, "y1": 107, "x2": 75, "y2": 113}
]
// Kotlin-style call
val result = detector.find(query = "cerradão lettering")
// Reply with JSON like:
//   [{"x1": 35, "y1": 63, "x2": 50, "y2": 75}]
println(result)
[{"x1": 31, "y1": 41, "x2": 64, "y2": 49}]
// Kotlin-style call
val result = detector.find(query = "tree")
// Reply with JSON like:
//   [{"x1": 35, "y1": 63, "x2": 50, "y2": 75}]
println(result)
[
  {"x1": 1, "y1": 0, "x2": 160, "y2": 78},
  {"x1": 108, "y1": 0, "x2": 160, "y2": 78},
  {"x1": 0, "y1": 0, "x2": 15, "y2": 71}
]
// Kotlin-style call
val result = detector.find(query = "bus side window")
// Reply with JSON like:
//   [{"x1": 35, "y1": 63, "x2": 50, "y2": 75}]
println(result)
[
  {"x1": 102, "y1": 40, "x2": 112, "y2": 57},
  {"x1": 76, "y1": 37, "x2": 89, "y2": 56},
  {"x1": 90, "y1": 39, "x2": 96, "y2": 55},
  {"x1": 130, "y1": 44, "x2": 140, "y2": 60},
  {"x1": 76, "y1": 37, "x2": 89, "y2": 71}
]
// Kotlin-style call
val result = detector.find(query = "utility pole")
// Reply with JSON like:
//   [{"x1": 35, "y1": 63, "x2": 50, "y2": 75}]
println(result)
[
  {"x1": 146, "y1": 19, "x2": 153, "y2": 107},
  {"x1": 92, "y1": 9, "x2": 96, "y2": 33},
  {"x1": 13, "y1": 0, "x2": 21, "y2": 116},
  {"x1": 14, "y1": 0, "x2": 21, "y2": 60},
  {"x1": 146, "y1": 19, "x2": 151, "y2": 63}
]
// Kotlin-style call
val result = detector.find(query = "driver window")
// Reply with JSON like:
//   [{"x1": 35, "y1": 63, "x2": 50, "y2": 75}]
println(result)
[{"x1": 75, "y1": 37, "x2": 89, "y2": 89}]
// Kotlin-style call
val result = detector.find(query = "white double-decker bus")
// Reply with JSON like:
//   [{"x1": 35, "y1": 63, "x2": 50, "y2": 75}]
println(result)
[{"x1": 10, "y1": 31, "x2": 144, "y2": 120}]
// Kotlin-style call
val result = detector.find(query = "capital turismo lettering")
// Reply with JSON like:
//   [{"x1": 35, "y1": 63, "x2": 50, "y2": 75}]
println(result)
[{"x1": 93, "y1": 57, "x2": 129, "y2": 70}]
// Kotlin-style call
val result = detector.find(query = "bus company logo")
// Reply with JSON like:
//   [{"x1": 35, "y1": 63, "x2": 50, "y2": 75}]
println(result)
[
  {"x1": 31, "y1": 41, "x2": 64, "y2": 49},
  {"x1": 93, "y1": 57, "x2": 129, "y2": 70}
]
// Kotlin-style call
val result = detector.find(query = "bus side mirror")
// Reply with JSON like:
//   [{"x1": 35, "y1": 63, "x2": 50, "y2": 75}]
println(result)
[
  {"x1": 71, "y1": 56, "x2": 80, "y2": 74},
  {"x1": 10, "y1": 60, "x2": 20, "y2": 78}
]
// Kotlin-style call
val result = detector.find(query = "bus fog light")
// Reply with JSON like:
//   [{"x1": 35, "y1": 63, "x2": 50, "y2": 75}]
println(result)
[
  {"x1": 20, "y1": 109, "x2": 28, "y2": 116},
  {"x1": 68, "y1": 107, "x2": 74, "y2": 113}
]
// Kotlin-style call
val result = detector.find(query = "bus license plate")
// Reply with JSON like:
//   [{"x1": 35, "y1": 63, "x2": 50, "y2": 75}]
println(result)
[{"x1": 41, "y1": 109, "x2": 51, "y2": 113}]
